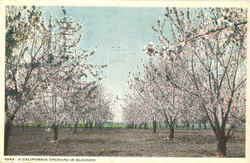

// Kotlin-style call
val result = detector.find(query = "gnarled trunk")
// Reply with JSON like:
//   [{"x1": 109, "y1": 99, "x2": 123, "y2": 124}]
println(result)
[
  {"x1": 216, "y1": 137, "x2": 227, "y2": 157},
  {"x1": 212, "y1": 121, "x2": 232, "y2": 157}
]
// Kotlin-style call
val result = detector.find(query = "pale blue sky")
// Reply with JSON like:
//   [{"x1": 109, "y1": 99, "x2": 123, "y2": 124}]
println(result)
[{"x1": 42, "y1": 7, "x2": 165, "y2": 121}]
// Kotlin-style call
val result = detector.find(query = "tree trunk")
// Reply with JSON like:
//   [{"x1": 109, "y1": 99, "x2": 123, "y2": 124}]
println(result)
[
  {"x1": 198, "y1": 122, "x2": 202, "y2": 130},
  {"x1": 169, "y1": 126, "x2": 174, "y2": 139},
  {"x1": 72, "y1": 121, "x2": 78, "y2": 134},
  {"x1": 203, "y1": 123, "x2": 207, "y2": 129},
  {"x1": 216, "y1": 137, "x2": 227, "y2": 157},
  {"x1": 89, "y1": 121, "x2": 93, "y2": 128},
  {"x1": 4, "y1": 95, "x2": 10, "y2": 155},
  {"x1": 52, "y1": 125, "x2": 59, "y2": 142},
  {"x1": 139, "y1": 123, "x2": 142, "y2": 129},
  {"x1": 153, "y1": 120, "x2": 157, "y2": 133},
  {"x1": 4, "y1": 120, "x2": 12, "y2": 155},
  {"x1": 85, "y1": 122, "x2": 89, "y2": 128}
]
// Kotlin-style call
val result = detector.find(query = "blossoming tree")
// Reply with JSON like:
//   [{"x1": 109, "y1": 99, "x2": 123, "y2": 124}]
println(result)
[
  {"x1": 5, "y1": 6, "x2": 108, "y2": 151},
  {"x1": 143, "y1": 7, "x2": 246, "y2": 157},
  {"x1": 5, "y1": 6, "x2": 46, "y2": 154}
]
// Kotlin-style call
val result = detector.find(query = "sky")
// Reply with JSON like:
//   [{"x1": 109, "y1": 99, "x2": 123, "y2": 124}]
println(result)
[{"x1": 42, "y1": 7, "x2": 165, "y2": 122}]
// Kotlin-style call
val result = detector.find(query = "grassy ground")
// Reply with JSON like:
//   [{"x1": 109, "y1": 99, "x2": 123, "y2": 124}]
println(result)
[{"x1": 7, "y1": 127, "x2": 245, "y2": 157}]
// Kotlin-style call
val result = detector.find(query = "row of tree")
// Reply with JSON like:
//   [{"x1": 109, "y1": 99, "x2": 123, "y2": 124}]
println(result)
[
  {"x1": 5, "y1": 6, "x2": 113, "y2": 154},
  {"x1": 122, "y1": 7, "x2": 246, "y2": 157}
]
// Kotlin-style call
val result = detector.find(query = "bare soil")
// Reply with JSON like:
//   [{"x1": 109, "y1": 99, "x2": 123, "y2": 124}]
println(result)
[{"x1": 7, "y1": 127, "x2": 245, "y2": 157}]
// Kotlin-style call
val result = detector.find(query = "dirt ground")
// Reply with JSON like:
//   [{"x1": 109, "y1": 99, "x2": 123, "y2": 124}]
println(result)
[{"x1": 7, "y1": 127, "x2": 245, "y2": 157}]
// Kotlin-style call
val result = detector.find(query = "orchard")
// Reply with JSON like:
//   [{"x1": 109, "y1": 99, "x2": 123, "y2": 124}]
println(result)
[
  {"x1": 123, "y1": 7, "x2": 246, "y2": 157},
  {"x1": 4, "y1": 6, "x2": 246, "y2": 157}
]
